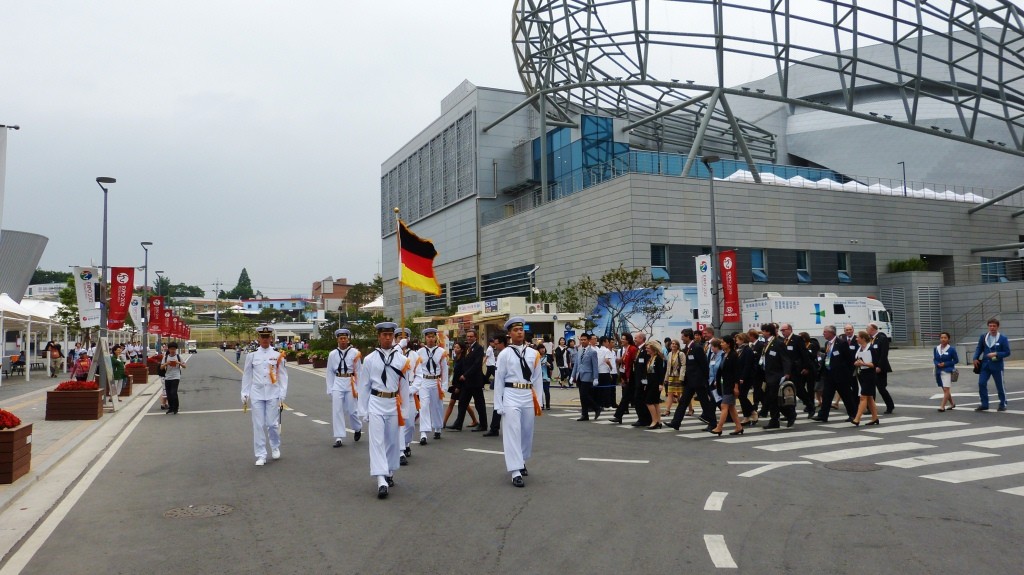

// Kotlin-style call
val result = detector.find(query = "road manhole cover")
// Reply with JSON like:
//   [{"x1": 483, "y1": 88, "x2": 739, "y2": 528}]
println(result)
[
  {"x1": 164, "y1": 504, "x2": 234, "y2": 518},
  {"x1": 825, "y1": 462, "x2": 883, "y2": 472}
]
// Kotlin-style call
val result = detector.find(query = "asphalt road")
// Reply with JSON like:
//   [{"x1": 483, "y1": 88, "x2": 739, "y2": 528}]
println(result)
[{"x1": 5, "y1": 349, "x2": 1024, "y2": 574}]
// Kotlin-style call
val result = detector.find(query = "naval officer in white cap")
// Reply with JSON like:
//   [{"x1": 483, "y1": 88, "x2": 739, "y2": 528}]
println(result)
[
  {"x1": 242, "y1": 325, "x2": 289, "y2": 466},
  {"x1": 494, "y1": 316, "x2": 543, "y2": 487},
  {"x1": 326, "y1": 328, "x2": 363, "y2": 447},
  {"x1": 357, "y1": 322, "x2": 412, "y2": 499},
  {"x1": 413, "y1": 327, "x2": 448, "y2": 444}
]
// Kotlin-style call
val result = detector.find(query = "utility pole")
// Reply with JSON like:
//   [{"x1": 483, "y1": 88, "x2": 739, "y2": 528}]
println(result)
[{"x1": 213, "y1": 279, "x2": 221, "y2": 327}]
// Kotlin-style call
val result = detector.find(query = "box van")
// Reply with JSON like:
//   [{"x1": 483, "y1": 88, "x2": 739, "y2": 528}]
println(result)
[
  {"x1": 741, "y1": 292, "x2": 892, "y2": 339},
  {"x1": 186, "y1": 340, "x2": 198, "y2": 354}
]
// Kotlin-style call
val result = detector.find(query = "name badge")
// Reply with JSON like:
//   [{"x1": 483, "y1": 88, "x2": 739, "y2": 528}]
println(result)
[
  {"x1": 786, "y1": 346, "x2": 793, "y2": 351},
  {"x1": 688, "y1": 355, "x2": 695, "y2": 360},
  {"x1": 872, "y1": 344, "x2": 878, "y2": 349},
  {"x1": 769, "y1": 350, "x2": 777, "y2": 356},
  {"x1": 641, "y1": 378, "x2": 648, "y2": 385},
  {"x1": 638, "y1": 358, "x2": 645, "y2": 364},
  {"x1": 832, "y1": 351, "x2": 840, "y2": 356}
]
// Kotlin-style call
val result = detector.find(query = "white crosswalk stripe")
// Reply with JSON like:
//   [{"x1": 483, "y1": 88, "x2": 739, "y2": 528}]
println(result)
[
  {"x1": 998, "y1": 486, "x2": 1024, "y2": 497},
  {"x1": 820, "y1": 416, "x2": 921, "y2": 427},
  {"x1": 802, "y1": 442, "x2": 935, "y2": 462},
  {"x1": 755, "y1": 435, "x2": 879, "y2": 452},
  {"x1": 965, "y1": 436, "x2": 1024, "y2": 449},
  {"x1": 877, "y1": 451, "x2": 999, "y2": 469},
  {"x1": 909, "y1": 426, "x2": 1019, "y2": 441},
  {"x1": 713, "y1": 429, "x2": 835, "y2": 444},
  {"x1": 922, "y1": 461, "x2": 1024, "y2": 484},
  {"x1": 863, "y1": 421, "x2": 968, "y2": 434}
]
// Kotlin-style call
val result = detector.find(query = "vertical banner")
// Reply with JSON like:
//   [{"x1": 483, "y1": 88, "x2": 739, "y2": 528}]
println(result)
[
  {"x1": 718, "y1": 250, "x2": 740, "y2": 323},
  {"x1": 73, "y1": 266, "x2": 101, "y2": 328},
  {"x1": 128, "y1": 296, "x2": 143, "y2": 328},
  {"x1": 107, "y1": 266, "x2": 134, "y2": 329},
  {"x1": 695, "y1": 255, "x2": 713, "y2": 326},
  {"x1": 162, "y1": 309, "x2": 173, "y2": 336},
  {"x1": 149, "y1": 296, "x2": 164, "y2": 333}
]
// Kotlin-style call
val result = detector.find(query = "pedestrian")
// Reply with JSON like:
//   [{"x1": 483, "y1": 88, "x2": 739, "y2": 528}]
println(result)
[
  {"x1": 536, "y1": 343, "x2": 552, "y2": 410},
  {"x1": 235, "y1": 344, "x2": 242, "y2": 364},
  {"x1": 161, "y1": 342, "x2": 187, "y2": 415},
  {"x1": 483, "y1": 335, "x2": 508, "y2": 436},
  {"x1": 442, "y1": 342, "x2": 479, "y2": 428},
  {"x1": 71, "y1": 352, "x2": 91, "y2": 381},
  {"x1": 485, "y1": 337, "x2": 497, "y2": 389},
  {"x1": 709, "y1": 335, "x2": 743, "y2": 436},
  {"x1": 610, "y1": 333, "x2": 639, "y2": 423},
  {"x1": 934, "y1": 331, "x2": 959, "y2": 412},
  {"x1": 813, "y1": 325, "x2": 858, "y2": 422},
  {"x1": 356, "y1": 322, "x2": 411, "y2": 499},
  {"x1": 629, "y1": 333, "x2": 654, "y2": 427},
  {"x1": 108, "y1": 344, "x2": 126, "y2": 403},
  {"x1": 665, "y1": 329, "x2": 714, "y2": 430},
  {"x1": 326, "y1": 328, "x2": 362, "y2": 448},
  {"x1": 241, "y1": 325, "x2": 289, "y2": 466},
  {"x1": 662, "y1": 340, "x2": 684, "y2": 417},
  {"x1": 570, "y1": 333, "x2": 602, "y2": 421},
  {"x1": 973, "y1": 317, "x2": 1010, "y2": 411},
  {"x1": 395, "y1": 328, "x2": 416, "y2": 461},
  {"x1": 596, "y1": 335, "x2": 617, "y2": 409},
  {"x1": 735, "y1": 332, "x2": 757, "y2": 426},
  {"x1": 564, "y1": 338, "x2": 577, "y2": 387},
  {"x1": 641, "y1": 340, "x2": 665, "y2": 429},
  {"x1": 413, "y1": 327, "x2": 448, "y2": 444},
  {"x1": 867, "y1": 322, "x2": 895, "y2": 414},
  {"x1": 554, "y1": 337, "x2": 569, "y2": 388},
  {"x1": 43, "y1": 340, "x2": 63, "y2": 378},
  {"x1": 447, "y1": 329, "x2": 488, "y2": 432},
  {"x1": 851, "y1": 331, "x2": 880, "y2": 426},
  {"x1": 493, "y1": 317, "x2": 542, "y2": 488}
]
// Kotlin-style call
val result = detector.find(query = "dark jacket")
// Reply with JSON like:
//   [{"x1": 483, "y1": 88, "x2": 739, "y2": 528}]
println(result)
[
  {"x1": 762, "y1": 336, "x2": 793, "y2": 386},
  {"x1": 822, "y1": 336, "x2": 855, "y2": 382},
  {"x1": 717, "y1": 349, "x2": 740, "y2": 396},
  {"x1": 462, "y1": 342, "x2": 485, "y2": 387},
  {"x1": 682, "y1": 340, "x2": 710, "y2": 389},
  {"x1": 870, "y1": 331, "x2": 893, "y2": 373},
  {"x1": 736, "y1": 344, "x2": 755, "y2": 385}
]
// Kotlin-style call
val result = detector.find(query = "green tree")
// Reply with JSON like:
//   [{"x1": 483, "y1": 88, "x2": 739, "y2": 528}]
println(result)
[
  {"x1": 221, "y1": 268, "x2": 255, "y2": 300},
  {"x1": 219, "y1": 311, "x2": 256, "y2": 343},
  {"x1": 31, "y1": 269, "x2": 73, "y2": 285},
  {"x1": 169, "y1": 283, "x2": 205, "y2": 298},
  {"x1": 54, "y1": 277, "x2": 81, "y2": 337},
  {"x1": 346, "y1": 275, "x2": 383, "y2": 309}
]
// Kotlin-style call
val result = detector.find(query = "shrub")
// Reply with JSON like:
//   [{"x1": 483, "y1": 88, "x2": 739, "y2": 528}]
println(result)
[
  {"x1": 55, "y1": 380, "x2": 100, "y2": 391},
  {"x1": 887, "y1": 258, "x2": 929, "y2": 273},
  {"x1": 0, "y1": 408, "x2": 21, "y2": 430}
]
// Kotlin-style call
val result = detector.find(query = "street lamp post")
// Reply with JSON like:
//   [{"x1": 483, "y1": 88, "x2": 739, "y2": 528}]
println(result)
[
  {"x1": 140, "y1": 242, "x2": 152, "y2": 356},
  {"x1": 95, "y1": 177, "x2": 116, "y2": 341},
  {"x1": 155, "y1": 270, "x2": 165, "y2": 349},
  {"x1": 897, "y1": 161, "x2": 907, "y2": 197},
  {"x1": 702, "y1": 155, "x2": 721, "y2": 331},
  {"x1": 526, "y1": 265, "x2": 540, "y2": 304}
]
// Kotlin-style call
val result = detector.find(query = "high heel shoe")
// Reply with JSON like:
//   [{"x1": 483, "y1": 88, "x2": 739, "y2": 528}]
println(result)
[
  {"x1": 867, "y1": 419, "x2": 880, "y2": 425},
  {"x1": 949, "y1": 402, "x2": 956, "y2": 410},
  {"x1": 648, "y1": 423, "x2": 663, "y2": 430},
  {"x1": 708, "y1": 428, "x2": 723, "y2": 436},
  {"x1": 851, "y1": 419, "x2": 861, "y2": 427},
  {"x1": 729, "y1": 429, "x2": 744, "y2": 436}
]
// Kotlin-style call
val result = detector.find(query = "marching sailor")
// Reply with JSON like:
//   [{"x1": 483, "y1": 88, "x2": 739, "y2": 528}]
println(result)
[
  {"x1": 241, "y1": 325, "x2": 289, "y2": 466},
  {"x1": 413, "y1": 327, "x2": 448, "y2": 444},
  {"x1": 357, "y1": 322, "x2": 412, "y2": 499},
  {"x1": 494, "y1": 317, "x2": 543, "y2": 487},
  {"x1": 326, "y1": 328, "x2": 363, "y2": 447},
  {"x1": 396, "y1": 327, "x2": 416, "y2": 464}
]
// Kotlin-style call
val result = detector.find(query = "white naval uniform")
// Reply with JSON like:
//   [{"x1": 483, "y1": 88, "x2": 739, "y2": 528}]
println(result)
[
  {"x1": 494, "y1": 344, "x2": 542, "y2": 473},
  {"x1": 357, "y1": 347, "x2": 411, "y2": 478},
  {"x1": 326, "y1": 346, "x2": 363, "y2": 441},
  {"x1": 396, "y1": 344, "x2": 417, "y2": 448},
  {"x1": 241, "y1": 346, "x2": 289, "y2": 459},
  {"x1": 413, "y1": 346, "x2": 448, "y2": 434}
]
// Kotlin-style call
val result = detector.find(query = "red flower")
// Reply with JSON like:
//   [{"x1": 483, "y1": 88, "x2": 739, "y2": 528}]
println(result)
[
  {"x1": 0, "y1": 408, "x2": 21, "y2": 430},
  {"x1": 146, "y1": 355, "x2": 163, "y2": 364},
  {"x1": 54, "y1": 380, "x2": 100, "y2": 391},
  {"x1": 126, "y1": 362, "x2": 146, "y2": 368}
]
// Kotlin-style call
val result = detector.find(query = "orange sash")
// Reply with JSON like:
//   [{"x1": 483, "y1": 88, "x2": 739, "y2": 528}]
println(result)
[
  {"x1": 414, "y1": 393, "x2": 421, "y2": 411},
  {"x1": 436, "y1": 380, "x2": 445, "y2": 401},
  {"x1": 531, "y1": 388, "x2": 542, "y2": 416},
  {"x1": 349, "y1": 379, "x2": 358, "y2": 399},
  {"x1": 396, "y1": 392, "x2": 405, "y2": 427}
]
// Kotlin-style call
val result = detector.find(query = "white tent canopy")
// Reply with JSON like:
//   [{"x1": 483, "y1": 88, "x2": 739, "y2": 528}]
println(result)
[{"x1": 359, "y1": 295, "x2": 384, "y2": 312}]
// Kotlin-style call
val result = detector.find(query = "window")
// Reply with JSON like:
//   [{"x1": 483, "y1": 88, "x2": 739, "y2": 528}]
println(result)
[
  {"x1": 797, "y1": 251, "x2": 811, "y2": 283},
  {"x1": 837, "y1": 252, "x2": 852, "y2": 283},
  {"x1": 651, "y1": 245, "x2": 669, "y2": 281},
  {"x1": 751, "y1": 249, "x2": 768, "y2": 282},
  {"x1": 981, "y1": 257, "x2": 1009, "y2": 283}
]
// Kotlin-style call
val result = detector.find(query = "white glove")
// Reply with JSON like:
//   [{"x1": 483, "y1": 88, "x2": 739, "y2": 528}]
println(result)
[{"x1": 241, "y1": 395, "x2": 249, "y2": 404}]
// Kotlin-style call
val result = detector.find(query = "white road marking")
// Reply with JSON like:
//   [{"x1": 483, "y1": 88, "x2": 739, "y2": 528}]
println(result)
[
  {"x1": 863, "y1": 421, "x2": 968, "y2": 434},
  {"x1": 923, "y1": 461, "x2": 1024, "y2": 483},
  {"x1": 998, "y1": 486, "x2": 1024, "y2": 497},
  {"x1": 714, "y1": 429, "x2": 834, "y2": 443},
  {"x1": 311, "y1": 419, "x2": 330, "y2": 425},
  {"x1": 704, "y1": 492, "x2": 728, "y2": 511},
  {"x1": 578, "y1": 457, "x2": 649, "y2": 464},
  {"x1": 755, "y1": 436, "x2": 879, "y2": 452},
  {"x1": 966, "y1": 436, "x2": 1024, "y2": 449},
  {"x1": 729, "y1": 461, "x2": 812, "y2": 478},
  {"x1": 802, "y1": 442, "x2": 935, "y2": 462},
  {"x1": 877, "y1": 451, "x2": 998, "y2": 469},
  {"x1": 910, "y1": 426, "x2": 1019, "y2": 440},
  {"x1": 549, "y1": 412, "x2": 581, "y2": 418},
  {"x1": 145, "y1": 408, "x2": 243, "y2": 415},
  {"x1": 703, "y1": 534, "x2": 738, "y2": 568},
  {"x1": 821, "y1": 416, "x2": 920, "y2": 426},
  {"x1": 293, "y1": 412, "x2": 307, "y2": 417},
  {"x1": 464, "y1": 448, "x2": 504, "y2": 455}
]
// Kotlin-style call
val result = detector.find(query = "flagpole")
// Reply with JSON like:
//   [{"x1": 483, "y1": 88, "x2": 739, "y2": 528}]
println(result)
[{"x1": 394, "y1": 207, "x2": 405, "y2": 335}]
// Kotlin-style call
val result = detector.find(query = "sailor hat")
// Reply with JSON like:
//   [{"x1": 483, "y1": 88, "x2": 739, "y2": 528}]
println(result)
[
  {"x1": 375, "y1": 321, "x2": 398, "y2": 332},
  {"x1": 334, "y1": 328, "x2": 351, "y2": 337},
  {"x1": 422, "y1": 327, "x2": 438, "y2": 336},
  {"x1": 504, "y1": 316, "x2": 526, "y2": 331}
]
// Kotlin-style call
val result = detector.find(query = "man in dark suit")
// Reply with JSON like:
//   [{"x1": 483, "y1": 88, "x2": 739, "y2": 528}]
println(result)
[
  {"x1": 867, "y1": 322, "x2": 895, "y2": 414},
  {"x1": 627, "y1": 333, "x2": 652, "y2": 426},
  {"x1": 448, "y1": 329, "x2": 488, "y2": 431},
  {"x1": 666, "y1": 329, "x2": 714, "y2": 430},
  {"x1": 780, "y1": 323, "x2": 813, "y2": 417},
  {"x1": 760, "y1": 323, "x2": 795, "y2": 428},
  {"x1": 813, "y1": 325, "x2": 858, "y2": 422}
]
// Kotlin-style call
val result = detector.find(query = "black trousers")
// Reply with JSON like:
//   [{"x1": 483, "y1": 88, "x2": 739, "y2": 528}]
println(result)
[
  {"x1": 764, "y1": 379, "x2": 796, "y2": 424},
  {"x1": 453, "y1": 383, "x2": 487, "y2": 429},
  {"x1": 577, "y1": 380, "x2": 602, "y2": 418},
  {"x1": 489, "y1": 409, "x2": 501, "y2": 432},
  {"x1": 738, "y1": 380, "x2": 756, "y2": 417},
  {"x1": 633, "y1": 381, "x2": 652, "y2": 426},
  {"x1": 598, "y1": 373, "x2": 616, "y2": 408},
  {"x1": 875, "y1": 371, "x2": 895, "y2": 412},
  {"x1": 817, "y1": 372, "x2": 857, "y2": 420},
  {"x1": 670, "y1": 384, "x2": 714, "y2": 427},
  {"x1": 614, "y1": 383, "x2": 633, "y2": 420},
  {"x1": 165, "y1": 379, "x2": 180, "y2": 413},
  {"x1": 793, "y1": 373, "x2": 815, "y2": 411}
]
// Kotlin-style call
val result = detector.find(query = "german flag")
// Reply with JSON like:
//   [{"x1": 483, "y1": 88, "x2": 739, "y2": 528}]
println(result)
[{"x1": 398, "y1": 219, "x2": 441, "y2": 295}]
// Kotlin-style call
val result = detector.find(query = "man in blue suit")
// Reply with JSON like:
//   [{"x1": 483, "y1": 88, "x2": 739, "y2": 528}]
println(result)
[
  {"x1": 973, "y1": 318, "x2": 1011, "y2": 411},
  {"x1": 571, "y1": 333, "x2": 602, "y2": 421}
]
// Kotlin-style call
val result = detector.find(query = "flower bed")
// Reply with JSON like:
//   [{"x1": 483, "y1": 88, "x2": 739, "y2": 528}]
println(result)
[
  {"x1": 125, "y1": 363, "x2": 150, "y2": 390},
  {"x1": 147, "y1": 355, "x2": 163, "y2": 375},
  {"x1": 46, "y1": 381, "x2": 103, "y2": 421},
  {"x1": 0, "y1": 409, "x2": 32, "y2": 484}
]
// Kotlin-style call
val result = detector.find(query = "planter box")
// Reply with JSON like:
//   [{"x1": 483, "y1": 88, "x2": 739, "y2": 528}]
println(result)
[
  {"x1": 126, "y1": 367, "x2": 150, "y2": 388},
  {"x1": 0, "y1": 423, "x2": 32, "y2": 484},
  {"x1": 298, "y1": 357, "x2": 311, "y2": 365},
  {"x1": 46, "y1": 389, "x2": 103, "y2": 421},
  {"x1": 147, "y1": 364, "x2": 160, "y2": 376},
  {"x1": 312, "y1": 358, "x2": 327, "y2": 368},
  {"x1": 118, "y1": 379, "x2": 132, "y2": 397}
]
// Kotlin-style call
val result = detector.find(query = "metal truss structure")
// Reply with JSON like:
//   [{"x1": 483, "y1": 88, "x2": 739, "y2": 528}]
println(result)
[{"x1": 491, "y1": 0, "x2": 1024, "y2": 195}]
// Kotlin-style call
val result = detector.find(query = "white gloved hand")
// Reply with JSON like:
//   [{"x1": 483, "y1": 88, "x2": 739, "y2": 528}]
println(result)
[{"x1": 241, "y1": 395, "x2": 249, "y2": 404}]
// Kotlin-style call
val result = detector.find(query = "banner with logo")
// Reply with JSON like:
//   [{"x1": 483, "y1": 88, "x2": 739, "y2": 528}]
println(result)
[
  {"x1": 695, "y1": 255, "x2": 713, "y2": 326},
  {"x1": 718, "y1": 250, "x2": 740, "y2": 323},
  {"x1": 128, "y1": 296, "x2": 143, "y2": 328},
  {"x1": 161, "y1": 309, "x2": 174, "y2": 336},
  {"x1": 73, "y1": 266, "x2": 101, "y2": 328},
  {"x1": 149, "y1": 296, "x2": 164, "y2": 333},
  {"x1": 107, "y1": 266, "x2": 134, "y2": 329}
]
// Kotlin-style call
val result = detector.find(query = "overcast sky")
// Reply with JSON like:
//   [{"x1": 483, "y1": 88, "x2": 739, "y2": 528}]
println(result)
[{"x1": 0, "y1": 1, "x2": 857, "y2": 299}]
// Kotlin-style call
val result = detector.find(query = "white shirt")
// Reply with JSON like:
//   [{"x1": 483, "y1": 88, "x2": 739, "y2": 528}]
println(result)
[
  {"x1": 485, "y1": 345, "x2": 496, "y2": 367},
  {"x1": 413, "y1": 346, "x2": 449, "y2": 396},
  {"x1": 494, "y1": 344, "x2": 542, "y2": 414},
  {"x1": 357, "y1": 347, "x2": 411, "y2": 417},
  {"x1": 855, "y1": 346, "x2": 873, "y2": 369},
  {"x1": 326, "y1": 346, "x2": 362, "y2": 394},
  {"x1": 241, "y1": 345, "x2": 289, "y2": 402},
  {"x1": 597, "y1": 346, "x2": 617, "y2": 374}
]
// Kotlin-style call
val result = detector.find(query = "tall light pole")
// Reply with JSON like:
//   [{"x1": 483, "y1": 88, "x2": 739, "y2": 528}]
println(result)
[
  {"x1": 702, "y1": 155, "x2": 721, "y2": 331},
  {"x1": 95, "y1": 177, "x2": 116, "y2": 341},
  {"x1": 897, "y1": 161, "x2": 907, "y2": 197},
  {"x1": 155, "y1": 271, "x2": 165, "y2": 349},
  {"x1": 140, "y1": 242, "x2": 152, "y2": 355}
]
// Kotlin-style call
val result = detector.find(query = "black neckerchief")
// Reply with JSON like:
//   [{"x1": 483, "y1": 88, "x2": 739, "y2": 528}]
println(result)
[
  {"x1": 336, "y1": 346, "x2": 351, "y2": 375},
  {"x1": 375, "y1": 348, "x2": 403, "y2": 389},
  {"x1": 425, "y1": 346, "x2": 438, "y2": 374},
  {"x1": 508, "y1": 345, "x2": 532, "y2": 379}
]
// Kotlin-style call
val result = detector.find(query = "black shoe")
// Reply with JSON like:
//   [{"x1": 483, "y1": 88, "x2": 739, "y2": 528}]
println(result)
[
  {"x1": 377, "y1": 486, "x2": 389, "y2": 499},
  {"x1": 810, "y1": 416, "x2": 826, "y2": 422},
  {"x1": 594, "y1": 408, "x2": 602, "y2": 421},
  {"x1": 851, "y1": 419, "x2": 861, "y2": 427},
  {"x1": 975, "y1": 407, "x2": 989, "y2": 412},
  {"x1": 764, "y1": 421, "x2": 781, "y2": 429},
  {"x1": 404, "y1": 446, "x2": 412, "y2": 457},
  {"x1": 630, "y1": 421, "x2": 646, "y2": 427},
  {"x1": 419, "y1": 437, "x2": 427, "y2": 446},
  {"x1": 445, "y1": 426, "x2": 462, "y2": 432},
  {"x1": 867, "y1": 419, "x2": 880, "y2": 425},
  {"x1": 786, "y1": 417, "x2": 796, "y2": 428},
  {"x1": 609, "y1": 419, "x2": 622, "y2": 424},
  {"x1": 483, "y1": 431, "x2": 499, "y2": 437},
  {"x1": 512, "y1": 475, "x2": 525, "y2": 488},
  {"x1": 883, "y1": 409, "x2": 894, "y2": 415},
  {"x1": 471, "y1": 426, "x2": 488, "y2": 432},
  {"x1": 354, "y1": 431, "x2": 362, "y2": 441},
  {"x1": 707, "y1": 428, "x2": 723, "y2": 436},
  {"x1": 400, "y1": 454, "x2": 408, "y2": 466},
  {"x1": 576, "y1": 417, "x2": 590, "y2": 422},
  {"x1": 665, "y1": 423, "x2": 680, "y2": 431},
  {"x1": 998, "y1": 405, "x2": 1007, "y2": 412},
  {"x1": 729, "y1": 429, "x2": 744, "y2": 436},
  {"x1": 434, "y1": 431, "x2": 441, "y2": 439},
  {"x1": 160, "y1": 405, "x2": 168, "y2": 410},
  {"x1": 386, "y1": 475, "x2": 395, "y2": 487},
  {"x1": 648, "y1": 423, "x2": 663, "y2": 430},
  {"x1": 521, "y1": 467, "x2": 528, "y2": 477}
]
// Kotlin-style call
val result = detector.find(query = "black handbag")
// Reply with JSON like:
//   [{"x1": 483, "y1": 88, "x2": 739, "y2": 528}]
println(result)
[{"x1": 973, "y1": 363, "x2": 981, "y2": 375}]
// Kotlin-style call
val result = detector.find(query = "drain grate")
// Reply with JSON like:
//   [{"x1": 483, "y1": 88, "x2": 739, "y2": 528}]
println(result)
[
  {"x1": 825, "y1": 462, "x2": 883, "y2": 472},
  {"x1": 164, "y1": 504, "x2": 234, "y2": 518}
]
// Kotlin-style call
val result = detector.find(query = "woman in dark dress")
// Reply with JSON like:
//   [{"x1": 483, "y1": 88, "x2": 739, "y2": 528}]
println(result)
[
  {"x1": 852, "y1": 331, "x2": 880, "y2": 426},
  {"x1": 643, "y1": 340, "x2": 666, "y2": 429},
  {"x1": 710, "y1": 335, "x2": 742, "y2": 436},
  {"x1": 443, "y1": 342, "x2": 479, "y2": 428}
]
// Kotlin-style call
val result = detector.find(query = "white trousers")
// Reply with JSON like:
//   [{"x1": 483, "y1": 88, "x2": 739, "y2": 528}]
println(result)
[
  {"x1": 368, "y1": 413, "x2": 401, "y2": 477},
  {"x1": 403, "y1": 396, "x2": 417, "y2": 446},
  {"x1": 501, "y1": 404, "x2": 535, "y2": 472},
  {"x1": 331, "y1": 389, "x2": 362, "y2": 439},
  {"x1": 251, "y1": 398, "x2": 281, "y2": 458},
  {"x1": 419, "y1": 383, "x2": 445, "y2": 433}
]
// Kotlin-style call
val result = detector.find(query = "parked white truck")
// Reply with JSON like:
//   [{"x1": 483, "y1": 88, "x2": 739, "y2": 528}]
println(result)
[{"x1": 741, "y1": 292, "x2": 893, "y2": 336}]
